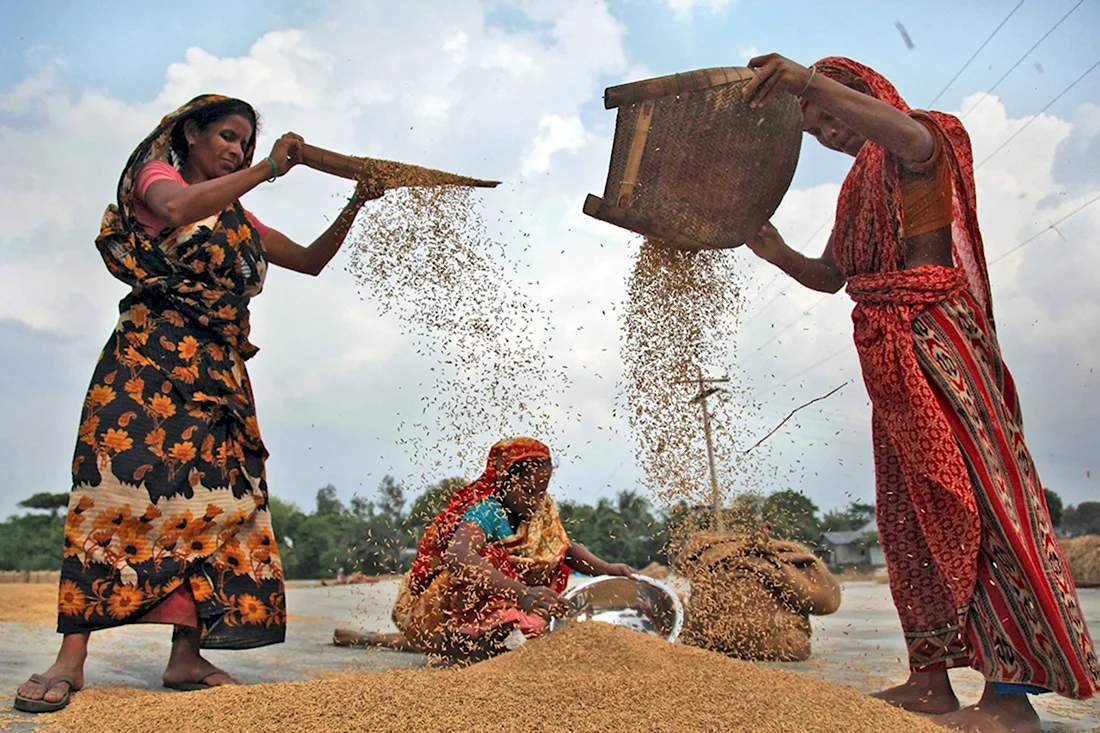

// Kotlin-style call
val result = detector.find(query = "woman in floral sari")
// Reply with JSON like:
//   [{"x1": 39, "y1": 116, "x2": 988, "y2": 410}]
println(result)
[
  {"x1": 739, "y1": 55, "x2": 1099, "y2": 732},
  {"x1": 15, "y1": 94, "x2": 382, "y2": 713},
  {"x1": 370, "y1": 437, "x2": 633, "y2": 662}
]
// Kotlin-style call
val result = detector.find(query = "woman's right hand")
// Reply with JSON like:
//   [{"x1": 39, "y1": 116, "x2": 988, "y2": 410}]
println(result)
[
  {"x1": 268, "y1": 132, "x2": 304, "y2": 176},
  {"x1": 744, "y1": 221, "x2": 790, "y2": 265},
  {"x1": 519, "y1": 585, "x2": 568, "y2": 619}
]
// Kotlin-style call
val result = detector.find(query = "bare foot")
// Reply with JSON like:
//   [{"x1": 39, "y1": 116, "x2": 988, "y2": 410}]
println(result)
[
  {"x1": 161, "y1": 627, "x2": 239, "y2": 688},
  {"x1": 930, "y1": 685, "x2": 1041, "y2": 733},
  {"x1": 15, "y1": 633, "x2": 88, "y2": 707},
  {"x1": 871, "y1": 671, "x2": 960, "y2": 715}
]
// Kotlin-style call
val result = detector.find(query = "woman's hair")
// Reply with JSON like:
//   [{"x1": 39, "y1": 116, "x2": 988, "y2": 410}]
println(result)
[{"x1": 169, "y1": 99, "x2": 259, "y2": 164}]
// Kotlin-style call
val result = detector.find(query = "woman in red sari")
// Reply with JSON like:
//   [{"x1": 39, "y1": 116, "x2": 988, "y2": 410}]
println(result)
[
  {"x1": 740, "y1": 55, "x2": 1099, "y2": 732},
  {"x1": 388, "y1": 437, "x2": 634, "y2": 661}
]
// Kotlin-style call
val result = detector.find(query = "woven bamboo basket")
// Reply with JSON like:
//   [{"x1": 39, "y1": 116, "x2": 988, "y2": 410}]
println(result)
[
  {"x1": 301, "y1": 143, "x2": 499, "y2": 190},
  {"x1": 584, "y1": 67, "x2": 802, "y2": 251}
]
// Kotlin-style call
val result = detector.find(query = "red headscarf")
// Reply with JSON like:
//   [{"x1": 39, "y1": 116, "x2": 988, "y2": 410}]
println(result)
[
  {"x1": 812, "y1": 57, "x2": 994, "y2": 324},
  {"x1": 406, "y1": 437, "x2": 552, "y2": 595}
]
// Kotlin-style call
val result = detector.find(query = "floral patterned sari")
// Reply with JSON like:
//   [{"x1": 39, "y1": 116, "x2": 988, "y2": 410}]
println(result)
[{"x1": 57, "y1": 95, "x2": 284, "y2": 650}]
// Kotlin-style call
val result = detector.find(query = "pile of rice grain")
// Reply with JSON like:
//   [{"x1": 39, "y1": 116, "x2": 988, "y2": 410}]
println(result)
[
  {"x1": 28, "y1": 622, "x2": 943, "y2": 733},
  {"x1": 0, "y1": 583, "x2": 57, "y2": 625}
]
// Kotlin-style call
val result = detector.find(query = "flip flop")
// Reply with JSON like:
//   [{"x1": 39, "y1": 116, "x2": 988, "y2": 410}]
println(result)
[
  {"x1": 13, "y1": 673, "x2": 77, "y2": 714},
  {"x1": 162, "y1": 669, "x2": 236, "y2": 692}
]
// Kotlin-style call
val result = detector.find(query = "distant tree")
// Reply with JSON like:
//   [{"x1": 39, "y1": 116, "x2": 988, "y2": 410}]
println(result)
[
  {"x1": 762, "y1": 490, "x2": 822, "y2": 546},
  {"x1": 1043, "y1": 489, "x2": 1064, "y2": 528},
  {"x1": 821, "y1": 501, "x2": 876, "y2": 533},
  {"x1": 315, "y1": 484, "x2": 346, "y2": 516},
  {"x1": 17, "y1": 492, "x2": 71, "y2": 517},
  {"x1": 1063, "y1": 501, "x2": 1100, "y2": 537}
]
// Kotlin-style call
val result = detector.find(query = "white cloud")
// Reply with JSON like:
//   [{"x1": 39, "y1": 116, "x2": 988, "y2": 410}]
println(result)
[
  {"x1": 520, "y1": 113, "x2": 588, "y2": 175},
  {"x1": 664, "y1": 0, "x2": 737, "y2": 22}
]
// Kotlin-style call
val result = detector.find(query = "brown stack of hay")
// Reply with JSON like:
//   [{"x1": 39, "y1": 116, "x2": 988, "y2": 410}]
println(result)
[
  {"x1": 676, "y1": 531, "x2": 841, "y2": 661},
  {"x1": 1061, "y1": 535, "x2": 1100, "y2": 588}
]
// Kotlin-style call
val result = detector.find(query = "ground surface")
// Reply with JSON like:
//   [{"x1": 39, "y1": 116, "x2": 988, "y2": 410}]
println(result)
[{"x1": 1, "y1": 580, "x2": 1097, "y2": 731}]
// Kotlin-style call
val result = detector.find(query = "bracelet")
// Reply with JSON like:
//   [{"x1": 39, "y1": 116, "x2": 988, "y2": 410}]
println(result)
[
  {"x1": 797, "y1": 65, "x2": 817, "y2": 99},
  {"x1": 262, "y1": 156, "x2": 278, "y2": 183}
]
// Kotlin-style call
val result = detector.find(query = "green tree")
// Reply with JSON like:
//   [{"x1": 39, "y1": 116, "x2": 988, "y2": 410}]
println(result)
[
  {"x1": 821, "y1": 501, "x2": 875, "y2": 532},
  {"x1": 1063, "y1": 502, "x2": 1100, "y2": 536},
  {"x1": 315, "y1": 484, "x2": 346, "y2": 516},
  {"x1": 1044, "y1": 489, "x2": 1064, "y2": 528},
  {"x1": 18, "y1": 492, "x2": 71, "y2": 517},
  {"x1": 762, "y1": 490, "x2": 822, "y2": 546}
]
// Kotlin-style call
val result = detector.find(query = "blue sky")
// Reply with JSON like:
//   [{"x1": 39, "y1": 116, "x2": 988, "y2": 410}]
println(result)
[{"x1": 1, "y1": 0, "x2": 1098, "y2": 519}]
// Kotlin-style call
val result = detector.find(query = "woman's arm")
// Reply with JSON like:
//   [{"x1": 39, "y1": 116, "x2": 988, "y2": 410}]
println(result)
[
  {"x1": 263, "y1": 178, "x2": 384, "y2": 276},
  {"x1": 565, "y1": 543, "x2": 635, "y2": 578},
  {"x1": 743, "y1": 53, "x2": 933, "y2": 163},
  {"x1": 444, "y1": 522, "x2": 567, "y2": 618},
  {"x1": 745, "y1": 223, "x2": 846, "y2": 294},
  {"x1": 144, "y1": 133, "x2": 301, "y2": 228}
]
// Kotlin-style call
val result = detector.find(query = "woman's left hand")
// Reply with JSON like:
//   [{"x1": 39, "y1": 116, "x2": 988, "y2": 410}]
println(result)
[
  {"x1": 604, "y1": 563, "x2": 636, "y2": 578},
  {"x1": 743, "y1": 53, "x2": 813, "y2": 108}
]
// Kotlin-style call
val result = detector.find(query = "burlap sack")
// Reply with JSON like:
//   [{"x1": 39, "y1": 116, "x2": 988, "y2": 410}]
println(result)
[{"x1": 676, "y1": 531, "x2": 841, "y2": 662}]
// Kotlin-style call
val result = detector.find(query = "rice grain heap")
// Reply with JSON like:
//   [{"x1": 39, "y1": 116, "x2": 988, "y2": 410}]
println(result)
[
  {"x1": 0, "y1": 583, "x2": 57, "y2": 626},
  {"x1": 25, "y1": 622, "x2": 945, "y2": 733},
  {"x1": 345, "y1": 183, "x2": 568, "y2": 475}
]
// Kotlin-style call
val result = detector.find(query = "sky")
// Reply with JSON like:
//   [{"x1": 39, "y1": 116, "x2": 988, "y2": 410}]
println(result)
[{"x1": 1, "y1": 0, "x2": 1098, "y2": 521}]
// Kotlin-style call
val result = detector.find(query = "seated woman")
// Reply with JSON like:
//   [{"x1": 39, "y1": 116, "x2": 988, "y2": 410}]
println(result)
[{"x1": 334, "y1": 437, "x2": 634, "y2": 661}]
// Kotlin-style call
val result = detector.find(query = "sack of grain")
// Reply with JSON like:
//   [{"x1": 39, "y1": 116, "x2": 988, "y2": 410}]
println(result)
[{"x1": 676, "y1": 530, "x2": 840, "y2": 661}]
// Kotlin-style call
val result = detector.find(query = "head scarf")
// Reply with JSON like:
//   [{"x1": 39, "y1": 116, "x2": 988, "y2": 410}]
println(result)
[
  {"x1": 407, "y1": 437, "x2": 552, "y2": 595},
  {"x1": 115, "y1": 94, "x2": 259, "y2": 231},
  {"x1": 95, "y1": 94, "x2": 266, "y2": 359},
  {"x1": 812, "y1": 57, "x2": 993, "y2": 323}
]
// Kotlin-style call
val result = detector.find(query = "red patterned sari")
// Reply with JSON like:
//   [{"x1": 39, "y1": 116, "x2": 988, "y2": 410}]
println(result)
[
  {"x1": 392, "y1": 437, "x2": 571, "y2": 651},
  {"x1": 816, "y1": 57, "x2": 1099, "y2": 699}
]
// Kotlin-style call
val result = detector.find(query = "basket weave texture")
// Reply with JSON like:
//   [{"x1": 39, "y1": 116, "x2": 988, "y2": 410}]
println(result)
[{"x1": 594, "y1": 68, "x2": 803, "y2": 249}]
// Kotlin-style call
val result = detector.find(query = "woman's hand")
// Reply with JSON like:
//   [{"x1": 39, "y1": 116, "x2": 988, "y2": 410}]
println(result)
[
  {"x1": 519, "y1": 586, "x2": 568, "y2": 619},
  {"x1": 603, "y1": 563, "x2": 636, "y2": 579},
  {"x1": 743, "y1": 53, "x2": 813, "y2": 108},
  {"x1": 744, "y1": 222, "x2": 790, "y2": 265},
  {"x1": 269, "y1": 132, "x2": 305, "y2": 176}
]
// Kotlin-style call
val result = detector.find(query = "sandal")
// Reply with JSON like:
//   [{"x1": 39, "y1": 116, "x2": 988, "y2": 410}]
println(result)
[
  {"x1": 163, "y1": 669, "x2": 236, "y2": 691},
  {"x1": 13, "y1": 673, "x2": 77, "y2": 714}
]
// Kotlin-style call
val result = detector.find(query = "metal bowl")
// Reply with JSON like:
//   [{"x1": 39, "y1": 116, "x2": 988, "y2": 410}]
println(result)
[{"x1": 549, "y1": 574, "x2": 683, "y2": 643}]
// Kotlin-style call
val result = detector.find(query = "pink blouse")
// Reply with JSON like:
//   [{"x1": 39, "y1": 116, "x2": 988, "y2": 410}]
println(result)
[{"x1": 132, "y1": 161, "x2": 270, "y2": 241}]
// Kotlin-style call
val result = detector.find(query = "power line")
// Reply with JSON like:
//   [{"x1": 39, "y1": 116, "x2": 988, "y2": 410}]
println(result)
[
  {"x1": 927, "y1": 0, "x2": 1027, "y2": 107},
  {"x1": 989, "y1": 192, "x2": 1100, "y2": 265},
  {"x1": 961, "y1": 0, "x2": 1085, "y2": 120},
  {"x1": 977, "y1": 57, "x2": 1100, "y2": 168}
]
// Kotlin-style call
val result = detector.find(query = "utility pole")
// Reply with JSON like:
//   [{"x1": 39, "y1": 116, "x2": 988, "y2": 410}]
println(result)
[{"x1": 674, "y1": 367, "x2": 729, "y2": 532}]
